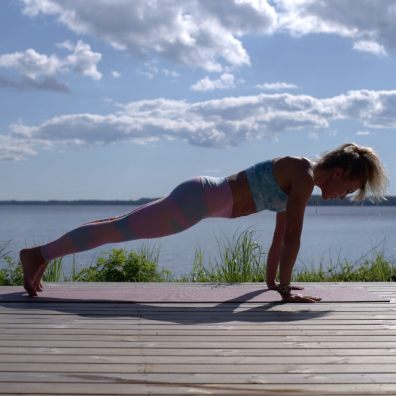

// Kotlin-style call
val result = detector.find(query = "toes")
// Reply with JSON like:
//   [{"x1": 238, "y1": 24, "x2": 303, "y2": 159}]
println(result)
[
  {"x1": 34, "y1": 265, "x2": 47, "y2": 293},
  {"x1": 33, "y1": 273, "x2": 44, "y2": 292}
]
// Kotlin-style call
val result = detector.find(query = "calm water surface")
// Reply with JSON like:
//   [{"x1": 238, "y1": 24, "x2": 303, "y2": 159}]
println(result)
[{"x1": 1, "y1": 205, "x2": 395, "y2": 276}]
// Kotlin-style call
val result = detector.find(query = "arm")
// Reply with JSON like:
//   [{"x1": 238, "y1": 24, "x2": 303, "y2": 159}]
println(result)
[
  {"x1": 266, "y1": 211, "x2": 286, "y2": 289},
  {"x1": 278, "y1": 190, "x2": 307, "y2": 288},
  {"x1": 277, "y1": 164, "x2": 321, "y2": 303}
]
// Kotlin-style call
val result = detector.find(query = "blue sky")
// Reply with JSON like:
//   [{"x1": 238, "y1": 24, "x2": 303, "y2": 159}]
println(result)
[{"x1": 1, "y1": 0, "x2": 396, "y2": 200}]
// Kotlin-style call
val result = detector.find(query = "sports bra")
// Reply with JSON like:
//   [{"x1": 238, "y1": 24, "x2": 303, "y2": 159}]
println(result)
[{"x1": 245, "y1": 160, "x2": 288, "y2": 212}]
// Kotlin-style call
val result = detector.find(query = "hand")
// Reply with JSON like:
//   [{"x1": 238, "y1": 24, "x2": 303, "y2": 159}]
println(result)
[{"x1": 281, "y1": 293, "x2": 322, "y2": 303}]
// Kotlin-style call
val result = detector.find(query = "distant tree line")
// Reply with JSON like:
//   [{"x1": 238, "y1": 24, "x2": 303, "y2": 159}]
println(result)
[{"x1": 1, "y1": 195, "x2": 396, "y2": 206}]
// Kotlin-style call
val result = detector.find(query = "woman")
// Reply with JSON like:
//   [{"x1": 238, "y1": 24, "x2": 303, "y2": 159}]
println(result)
[{"x1": 20, "y1": 143, "x2": 388, "y2": 301}]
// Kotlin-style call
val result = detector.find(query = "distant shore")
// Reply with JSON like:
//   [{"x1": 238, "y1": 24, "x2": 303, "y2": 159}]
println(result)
[{"x1": 1, "y1": 195, "x2": 395, "y2": 206}]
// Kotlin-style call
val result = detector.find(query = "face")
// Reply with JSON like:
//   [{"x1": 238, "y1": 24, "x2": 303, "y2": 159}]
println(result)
[{"x1": 320, "y1": 168, "x2": 362, "y2": 200}]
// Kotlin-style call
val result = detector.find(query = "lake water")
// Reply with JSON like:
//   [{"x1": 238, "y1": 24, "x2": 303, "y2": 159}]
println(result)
[{"x1": 1, "y1": 204, "x2": 396, "y2": 277}]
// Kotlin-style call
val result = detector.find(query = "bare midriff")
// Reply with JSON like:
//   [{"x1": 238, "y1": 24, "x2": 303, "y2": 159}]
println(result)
[{"x1": 226, "y1": 171, "x2": 256, "y2": 218}]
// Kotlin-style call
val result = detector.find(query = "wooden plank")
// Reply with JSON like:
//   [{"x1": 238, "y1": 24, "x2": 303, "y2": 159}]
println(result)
[
  {"x1": 2, "y1": 328, "x2": 396, "y2": 336},
  {"x1": 3, "y1": 314, "x2": 396, "y2": 322},
  {"x1": 2, "y1": 307, "x2": 396, "y2": 316},
  {"x1": 3, "y1": 315, "x2": 396, "y2": 323},
  {"x1": 1, "y1": 305, "x2": 395, "y2": 316},
  {"x1": 2, "y1": 362, "x2": 396, "y2": 374},
  {"x1": 2, "y1": 340, "x2": 396, "y2": 349},
  {"x1": 1, "y1": 302, "x2": 395, "y2": 310},
  {"x1": 0, "y1": 382, "x2": 396, "y2": 395},
  {"x1": 6, "y1": 301, "x2": 387, "y2": 308},
  {"x1": 0, "y1": 308, "x2": 393, "y2": 316},
  {"x1": 1, "y1": 334, "x2": 396, "y2": 342},
  {"x1": 3, "y1": 354, "x2": 396, "y2": 365},
  {"x1": 2, "y1": 371, "x2": 396, "y2": 384},
  {"x1": 1, "y1": 346, "x2": 395, "y2": 356},
  {"x1": 1, "y1": 323, "x2": 395, "y2": 330}
]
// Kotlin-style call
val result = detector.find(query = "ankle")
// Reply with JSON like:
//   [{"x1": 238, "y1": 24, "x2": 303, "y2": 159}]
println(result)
[{"x1": 266, "y1": 281, "x2": 277, "y2": 289}]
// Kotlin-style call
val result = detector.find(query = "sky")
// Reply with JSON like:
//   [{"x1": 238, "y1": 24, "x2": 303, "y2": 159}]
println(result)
[{"x1": 1, "y1": 0, "x2": 396, "y2": 200}]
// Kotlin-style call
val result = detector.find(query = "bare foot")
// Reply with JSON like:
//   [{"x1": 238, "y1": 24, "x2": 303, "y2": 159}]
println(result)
[{"x1": 20, "y1": 248, "x2": 47, "y2": 297}]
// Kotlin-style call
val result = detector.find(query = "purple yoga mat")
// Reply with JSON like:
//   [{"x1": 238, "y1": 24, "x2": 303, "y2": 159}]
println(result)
[{"x1": 0, "y1": 284, "x2": 389, "y2": 302}]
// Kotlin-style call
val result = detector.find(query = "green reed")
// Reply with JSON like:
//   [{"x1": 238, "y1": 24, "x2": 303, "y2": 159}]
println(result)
[
  {"x1": 187, "y1": 228, "x2": 266, "y2": 282},
  {"x1": 1, "y1": 235, "x2": 396, "y2": 285},
  {"x1": 295, "y1": 253, "x2": 396, "y2": 282},
  {"x1": 43, "y1": 257, "x2": 64, "y2": 282},
  {"x1": 0, "y1": 241, "x2": 11, "y2": 261}
]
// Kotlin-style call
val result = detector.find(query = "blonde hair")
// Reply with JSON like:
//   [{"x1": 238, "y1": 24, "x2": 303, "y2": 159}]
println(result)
[{"x1": 316, "y1": 143, "x2": 388, "y2": 202}]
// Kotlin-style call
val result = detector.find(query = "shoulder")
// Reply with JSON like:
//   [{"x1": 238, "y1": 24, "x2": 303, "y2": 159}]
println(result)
[
  {"x1": 291, "y1": 157, "x2": 314, "y2": 198},
  {"x1": 295, "y1": 157, "x2": 313, "y2": 179},
  {"x1": 277, "y1": 156, "x2": 314, "y2": 196},
  {"x1": 274, "y1": 156, "x2": 313, "y2": 178},
  {"x1": 272, "y1": 156, "x2": 314, "y2": 198}
]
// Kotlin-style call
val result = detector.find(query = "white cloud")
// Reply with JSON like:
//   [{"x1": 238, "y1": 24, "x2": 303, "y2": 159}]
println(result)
[
  {"x1": 356, "y1": 130, "x2": 370, "y2": 136},
  {"x1": 162, "y1": 69, "x2": 180, "y2": 78},
  {"x1": 190, "y1": 73, "x2": 236, "y2": 91},
  {"x1": 56, "y1": 40, "x2": 74, "y2": 51},
  {"x1": 111, "y1": 70, "x2": 121, "y2": 78},
  {"x1": 4, "y1": 89, "x2": 396, "y2": 160},
  {"x1": 0, "y1": 48, "x2": 63, "y2": 79},
  {"x1": 19, "y1": 0, "x2": 277, "y2": 71},
  {"x1": 256, "y1": 82, "x2": 298, "y2": 91},
  {"x1": 64, "y1": 40, "x2": 102, "y2": 80},
  {"x1": 16, "y1": 0, "x2": 396, "y2": 86},
  {"x1": 353, "y1": 40, "x2": 387, "y2": 56},
  {"x1": 136, "y1": 61, "x2": 180, "y2": 80},
  {"x1": 275, "y1": 0, "x2": 396, "y2": 55},
  {"x1": 323, "y1": 90, "x2": 396, "y2": 128},
  {"x1": 7, "y1": 94, "x2": 331, "y2": 152},
  {"x1": 0, "y1": 134, "x2": 37, "y2": 161},
  {"x1": 0, "y1": 40, "x2": 102, "y2": 90}
]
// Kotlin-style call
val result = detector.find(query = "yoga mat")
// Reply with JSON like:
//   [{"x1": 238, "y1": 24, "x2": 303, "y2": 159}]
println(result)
[{"x1": 0, "y1": 284, "x2": 389, "y2": 303}]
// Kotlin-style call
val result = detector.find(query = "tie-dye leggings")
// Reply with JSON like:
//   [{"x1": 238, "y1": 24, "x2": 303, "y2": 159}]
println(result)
[{"x1": 40, "y1": 176, "x2": 234, "y2": 262}]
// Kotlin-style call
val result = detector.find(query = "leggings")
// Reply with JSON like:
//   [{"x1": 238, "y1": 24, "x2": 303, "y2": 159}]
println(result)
[{"x1": 40, "y1": 176, "x2": 234, "y2": 261}]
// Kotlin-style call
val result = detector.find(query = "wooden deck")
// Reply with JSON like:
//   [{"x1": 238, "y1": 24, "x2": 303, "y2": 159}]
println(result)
[{"x1": 1, "y1": 282, "x2": 396, "y2": 395}]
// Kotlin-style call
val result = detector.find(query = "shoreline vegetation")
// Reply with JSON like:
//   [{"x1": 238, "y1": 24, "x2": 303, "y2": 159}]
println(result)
[
  {"x1": 2, "y1": 194, "x2": 396, "y2": 206},
  {"x1": 1, "y1": 228, "x2": 395, "y2": 286}
]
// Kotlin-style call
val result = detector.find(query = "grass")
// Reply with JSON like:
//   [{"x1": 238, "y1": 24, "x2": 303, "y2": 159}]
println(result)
[
  {"x1": 1, "y1": 229, "x2": 396, "y2": 285},
  {"x1": 295, "y1": 253, "x2": 396, "y2": 282},
  {"x1": 185, "y1": 227, "x2": 266, "y2": 282},
  {"x1": 0, "y1": 241, "x2": 11, "y2": 260}
]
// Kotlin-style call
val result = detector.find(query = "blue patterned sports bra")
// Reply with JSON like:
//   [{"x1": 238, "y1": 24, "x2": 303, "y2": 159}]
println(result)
[{"x1": 245, "y1": 160, "x2": 288, "y2": 212}]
